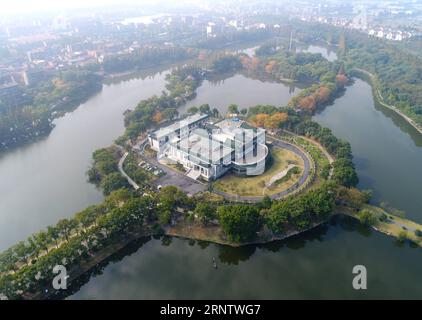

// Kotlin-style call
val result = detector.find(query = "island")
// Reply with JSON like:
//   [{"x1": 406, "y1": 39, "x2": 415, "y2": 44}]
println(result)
[{"x1": 1, "y1": 38, "x2": 422, "y2": 301}]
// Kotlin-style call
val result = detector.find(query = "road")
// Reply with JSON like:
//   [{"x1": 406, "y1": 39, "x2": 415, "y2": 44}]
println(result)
[
  {"x1": 213, "y1": 137, "x2": 314, "y2": 203},
  {"x1": 118, "y1": 150, "x2": 140, "y2": 190},
  {"x1": 127, "y1": 137, "x2": 312, "y2": 202}
]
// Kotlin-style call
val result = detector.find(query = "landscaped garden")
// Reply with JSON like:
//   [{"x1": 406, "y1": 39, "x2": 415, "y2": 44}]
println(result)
[{"x1": 212, "y1": 147, "x2": 304, "y2": 197}]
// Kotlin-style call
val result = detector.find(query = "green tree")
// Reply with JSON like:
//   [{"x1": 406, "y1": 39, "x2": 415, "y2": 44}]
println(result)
[
  {"x1": 187, "y1": 106, "x2": 199, "y2": 114},
  {"x1": 199, "y1": 104, "x2": 211, "y2": 114},
  {"x1": 194, "y1": 202, "x2": 216, "y2": 225},
  {"x1": 228, "y1": 104, "x2": 239, "y2": 115},
  {"x1": 100, "y1": 173, "x2": 130, "y2": 196},
  {"x1": 357, "y1": 209, "x2": 378, "y2": 226},
  {"x1": 47, "y1": 226, "x2": 61, "y2": 248},
  {"x1": 56, "y1": 219, "x2": 76, "y2": 243},
  {"x1": 217, "y1": 205, "x2": 261, "y2": 242}
]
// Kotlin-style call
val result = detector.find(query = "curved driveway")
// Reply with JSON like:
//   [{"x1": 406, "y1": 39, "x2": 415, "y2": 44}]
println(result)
[
  {"x1": 213, "y1": 137, "x2": 313, "y2": 203},
  {"x1": 132, "y1": 137, "x2": 313, "y2": 202}
]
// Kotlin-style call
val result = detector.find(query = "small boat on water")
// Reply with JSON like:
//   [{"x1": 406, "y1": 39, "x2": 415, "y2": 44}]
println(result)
[{"x1": 212, "y1": 257, "x2": 218, "y2": 269}]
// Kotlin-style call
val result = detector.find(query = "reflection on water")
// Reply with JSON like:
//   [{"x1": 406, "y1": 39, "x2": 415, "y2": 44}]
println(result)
[
  {"x1": 314, "y1": 79, "x2": 422, "y2": 223},
  {"x1": 0, "y1": 68, "x2": 170, "y2": 250},
  {"x1": 296, "y1": 44, "x2": 338, "y2": 62},
  {"x1": 179, "y1": 74, "x2": 302, "y2": 115},
  {"x1": 69, "y1": 215, "x2": 422, "y2": 300}
]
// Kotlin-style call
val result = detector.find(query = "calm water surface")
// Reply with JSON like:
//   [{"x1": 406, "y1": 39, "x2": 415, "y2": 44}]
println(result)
[
  {"x1": 0, "y1": 69, "x2": 169, "y2": 250},
  {"x1": 1, "y1": 46, "x2": 421, "y2": 299},
  {"x1": 314, "y1": 79, "x2": 422, "y2": 222},
  {"x1": 179, "y1": 74, "x2": 300, "y2": 115},
  {"x1": 71, "y1": 74, "x2": 422, "y2": 299}
]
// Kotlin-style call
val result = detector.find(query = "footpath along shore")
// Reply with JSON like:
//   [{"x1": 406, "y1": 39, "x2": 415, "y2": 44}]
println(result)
[{"x1": 351, "y1": 68, "x2": 422, "y2": 136}]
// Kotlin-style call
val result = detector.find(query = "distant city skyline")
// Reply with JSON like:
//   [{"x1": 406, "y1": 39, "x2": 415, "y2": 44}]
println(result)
[{"x1": 0, "y1": 0, "x2": 161, "y2": 14}]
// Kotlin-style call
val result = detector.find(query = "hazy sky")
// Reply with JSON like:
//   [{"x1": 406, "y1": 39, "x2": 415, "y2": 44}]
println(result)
[{"x1": 0, "y1": 0, "x2": 158, "y2": 14}]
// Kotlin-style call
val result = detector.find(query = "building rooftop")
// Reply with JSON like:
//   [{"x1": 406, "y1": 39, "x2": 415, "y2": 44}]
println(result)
[{"x1": 151, "y1": 113, "x2": 209, "y2": 139}]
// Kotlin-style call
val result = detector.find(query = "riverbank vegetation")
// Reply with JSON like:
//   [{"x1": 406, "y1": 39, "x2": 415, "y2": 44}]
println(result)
[
  {"x1": 0, "y1": 70, "x2": 103, "y2": 151},
  {"x1": 120, "y1": 66, "x2": 205, "y2": 143},
  {"x1": 2, "y1": 36, "x2": 420, "y2": 299},
  {"x1": 247, "y1": 104, "x2": 358, "y2": 188},
  {"x1": 86, "y1": 146, "x2": 130, "y2": 195},
  {"x1": 102, "y1": 46, "x2": 199, "y2": 74},
  {"x1": 241, "y1": 44, "x2": 349, "y2": 115},
  {"x1": 292, "y1": 21, "x2": 422, "y2": 128}
]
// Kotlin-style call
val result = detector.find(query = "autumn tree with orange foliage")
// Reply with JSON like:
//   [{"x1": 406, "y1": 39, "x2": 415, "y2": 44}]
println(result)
[
  {"x1": 251, "y1": 112, "x2": 288, "y2": 129},
  {"x1": 298, "y1": 95, "x2": 317, "y2": 113},
  {"x1": 241, "y1": 55, "x2": 261, "y2": 72},
  {"x1": 264, "y1": 112, "x2": 288, "y2": 129},
  {"x1": 251, "y1": 113, "x2": 270, "y2": 127},
  {"x1": 315, "y1": 86, "x2": 331, "y2": 104},
  {"x1": 152, "y1": 111, "x2": 163, "y2": 124},
  {"x1": 265, "y1": 60, "x2": 278, "y2": 74},
  {"x1": 336, "y1": 74, "x2": 349, "y2": 88}
]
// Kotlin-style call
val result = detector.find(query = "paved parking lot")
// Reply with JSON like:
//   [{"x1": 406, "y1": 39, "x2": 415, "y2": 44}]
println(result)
[
  {"x1": 137, "y1": 144, "x2": 207, "y2": 196},
  {"x1": 153, "y1": 168, "x2": 207, "y2": 196}
]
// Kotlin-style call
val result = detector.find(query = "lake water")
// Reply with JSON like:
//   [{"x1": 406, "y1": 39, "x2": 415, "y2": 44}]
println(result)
[
  {"x1": 1, "y1": 46, "x2": 422, "y2": 299},
  {"x1": 0, "y1": 68, "x2": 170, "y2": 250},
  {"x1": 179, "y1": 74, "x2": 300, "y2": 115},
  {"x1": 297, "y1": 44, "x2": 338, "y2": 62},
  {"x1": 314, "y1": 79, "x2": 422, "y2": 223},
  {"x1": 69, "y1": 215, "x2": 422, "y2": 299},
  {"x1": 71, "y1": 74, "x2": 422, "y2": 299}
]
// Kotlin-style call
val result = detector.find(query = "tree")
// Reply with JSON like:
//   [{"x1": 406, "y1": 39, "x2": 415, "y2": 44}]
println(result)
[
  {"x1": 228, "y1": 104, "x2": 239, "y2": 115},
  {"x1": 187, "y1": 106, "x2": 199, "y2": 114},
  {"x1": 152, "y1": 111, "x2": 163, "y2": 124},
  {"x1": 397, "y1": 230, "x2": 409, "y2": 243},
  {"x1": 336, "y1": 187, "x2": 370, "y2": 210},
  {"x1": 217, "y1": 205, "x2": 261, "y2": 242},
  {"x1": 194, "y1": 203, "x2": 216, "y2": 225},
  {"x1": 357, "y1": 209, "x2": 378, "y2": 226},
  {"x1": 162, "y1": 107, "x2": 178, "y2": 120},
  {"x1": 332, "y1": 159, "x2": 359, "y2": 187},
  {"x1": 264, "y1": 112, "x2": 288, "y2": 129},
  {"x1": 47, "y1": 226, "x2": 61, "y2": 248},
  {"x1": 265, "y1": 60, "x2": 278, "y2": 74},
  {"x1": 158, "y1": 210, "x2": 172, "y2": 225},
  {"x1": 157, "y1": 186, "x2": 190, "y2": 212},
  {"x1": 267, "y1": 201, "x2": 290, "y2": 233},
  {"x1": 199, "y1": 104, "x2": 211, "y2": 114},
  {"x1": 32, "y1": 231, "x2": 50, "y2": 254},
  {"x1": 212, "y1": 108, "x2": 219, "y2": 117},
  {"x1": 75, "y1": 208, "x2": 96, "y2": 233},
  {"x1": 240, "y1": 108, "x2": 248, "y2": 115},
  {"x1": 56, "y1": 219, "x2": 75, "y2": 243},
  {"x1": 13, "y1": 241, "x2": 30, "y2": 266},
  {"x1": 251, "y1": 113, "x2": 270, "y2": 127},
  {"x1": 298, "y1": 95, "x2": 316, "y2": 113},
  {"x1": 100, "y1": 173, "x2": 130, "y2": 196},
  {"x1": 315, "y1": 86, "x2": 331, "y2": 104},
  {"x1": 336, "y1": 74, "x2": 349, "y2": 88}
]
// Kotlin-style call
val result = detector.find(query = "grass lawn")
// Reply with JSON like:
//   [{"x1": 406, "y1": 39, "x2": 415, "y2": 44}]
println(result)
[{"x1": 213, "y1": 147, "x2": 304, "y2": 197}]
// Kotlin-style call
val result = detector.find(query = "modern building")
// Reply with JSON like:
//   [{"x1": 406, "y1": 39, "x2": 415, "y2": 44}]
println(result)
[{"x1": 148, "y1": 114, "x2": 268, "y2": 181}]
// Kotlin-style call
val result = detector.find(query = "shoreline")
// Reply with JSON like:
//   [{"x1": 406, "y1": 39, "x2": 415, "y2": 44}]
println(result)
[
  {"x1": 351, "y1": 68, "x2": 422, "y2": 136},
  {"x1": 23, "y1": 206, "x2": 422, "y2": 300}
]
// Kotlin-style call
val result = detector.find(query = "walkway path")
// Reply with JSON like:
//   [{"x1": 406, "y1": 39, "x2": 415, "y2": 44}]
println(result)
[
  {"x1": 118, "y1": 150, "x2": 140, "y2": 191},
  {"x1": 351, "y1": 68, "x2": 422, "y2": 136},
  {"x1": 213, "y1": 138, "x2": 314, "y2": 203}
]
